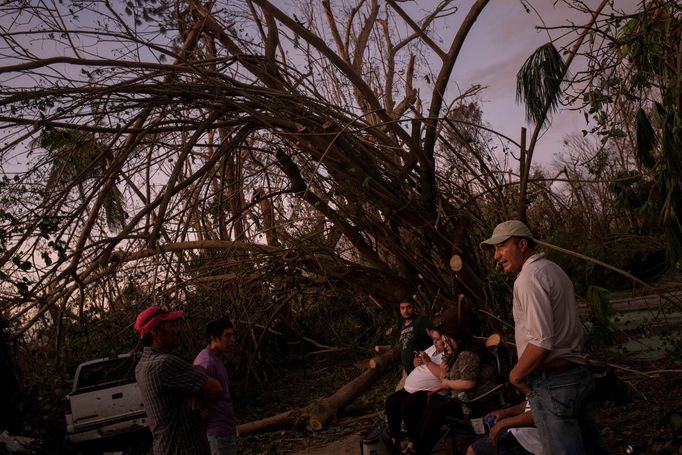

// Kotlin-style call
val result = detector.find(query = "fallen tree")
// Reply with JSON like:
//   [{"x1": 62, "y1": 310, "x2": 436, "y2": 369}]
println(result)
[
  {"x1": 237, "y1": 365, "x2": 391, "y2": 435},
  {"x1": 368, "y1": 346, "x2": 401, "y2": 370}
]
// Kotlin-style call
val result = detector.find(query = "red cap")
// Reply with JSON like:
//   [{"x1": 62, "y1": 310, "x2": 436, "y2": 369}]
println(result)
[{"x1": 134, "y1": 306, "x2": 184, "y2": 338}]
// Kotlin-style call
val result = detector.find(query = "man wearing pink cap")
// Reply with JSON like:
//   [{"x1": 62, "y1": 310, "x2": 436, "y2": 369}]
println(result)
[{"x1": 134, "y1": 305, "x2": 223, "y2": 455}]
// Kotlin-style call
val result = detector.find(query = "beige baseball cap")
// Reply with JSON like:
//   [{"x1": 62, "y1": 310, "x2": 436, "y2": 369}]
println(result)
[{"x1": 480, "y1": 220, "x2": 534, "y2": 248}]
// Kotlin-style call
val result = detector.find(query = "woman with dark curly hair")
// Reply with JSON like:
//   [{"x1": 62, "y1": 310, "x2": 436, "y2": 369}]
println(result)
[{"x1": 400, "y1": 323, "x2": 498, "y2": 454}]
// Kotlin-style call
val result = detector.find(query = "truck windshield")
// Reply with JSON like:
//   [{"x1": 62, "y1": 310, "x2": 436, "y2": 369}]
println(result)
[{"x1": 76, "y1": 355, "x2": 138, "y2": 392}]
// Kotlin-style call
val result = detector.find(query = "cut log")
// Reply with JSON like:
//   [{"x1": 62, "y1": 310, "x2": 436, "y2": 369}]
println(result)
[
  {"x1": 237, "y1": 409, "x2": 308, "y2": 436},
  {"x1": 368, "y1": 345, "x2": 400, "y2": 369},
  {"x1": 236, "y1": 366, "x2": 390, "y2": 435},
  {"x1": 307, "y1": 367, "x2": 389, "y2": 430},
  {"x1": 449, "y1": 254, "x2": 462, "y2": 272}
]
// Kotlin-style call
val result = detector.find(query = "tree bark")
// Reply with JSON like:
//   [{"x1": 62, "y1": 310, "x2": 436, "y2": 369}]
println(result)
[
  {"x1": 237, "y1": 366, "x2": 390, "y2": 435},
  {"x1": 306, "y1": 367, "x2": 389, "y2": 431},
  {"x1": 368, "y1": 346, "x2": 400, "y2": 369}
]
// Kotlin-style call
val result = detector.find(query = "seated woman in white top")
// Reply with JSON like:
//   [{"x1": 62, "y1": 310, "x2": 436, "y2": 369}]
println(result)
[{"x1": 385, "y1": 327, "x2": 446, "y2": 449}]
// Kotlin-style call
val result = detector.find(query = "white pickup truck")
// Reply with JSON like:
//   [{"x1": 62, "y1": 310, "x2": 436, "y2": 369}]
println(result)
[{"x1": 65, "y1": 353, "x2": 149, "y2": 446}]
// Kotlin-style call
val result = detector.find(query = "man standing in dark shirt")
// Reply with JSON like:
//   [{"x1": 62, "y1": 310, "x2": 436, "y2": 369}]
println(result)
[{"x1": 398, "y1": 297, "x2": 434, "y2": 387}]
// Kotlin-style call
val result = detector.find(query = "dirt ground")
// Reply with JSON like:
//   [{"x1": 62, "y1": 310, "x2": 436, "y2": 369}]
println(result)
[
  {"x1": 289, "y1": 432, "x2": 360, "y2": 455},
  {"x1": 288, "y1": 427, "x2": 460, "y2": 455}
]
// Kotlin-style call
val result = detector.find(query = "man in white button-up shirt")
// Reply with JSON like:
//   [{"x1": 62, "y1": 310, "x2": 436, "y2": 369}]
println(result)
[{"x1": 481, "y1": 221, "x2": 610, "y2": 454}]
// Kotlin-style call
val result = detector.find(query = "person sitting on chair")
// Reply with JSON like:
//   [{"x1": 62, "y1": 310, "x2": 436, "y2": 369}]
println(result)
[
  {"x1": 402, "y1": 323, "x2": 498, "y2": 455},
  {"x1": 385, "y1": 326, "x2": 446, "y2": 450},
  {"x1": 467, "y1": 401, "x2": 541, "y2": 455}
]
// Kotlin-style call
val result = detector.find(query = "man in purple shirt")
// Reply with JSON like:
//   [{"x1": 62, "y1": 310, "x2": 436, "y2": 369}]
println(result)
[{"x1": 194, "y1": 318, "x2": 238, "y2": 455}]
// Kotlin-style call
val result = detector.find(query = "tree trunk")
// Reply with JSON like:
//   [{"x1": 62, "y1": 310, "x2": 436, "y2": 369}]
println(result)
[
  {"x1": 307, "y1": 367, "x2": 389, "y2": 430},
  {"x1": 237, "y1": 366, "x2": 390, "y2": 435},
  {"x1": 237, "y1": 409, "x2": 308, "y2": 436},
  {"x1": 368, "y1": 346, "x2": 400, "y2": 369}
]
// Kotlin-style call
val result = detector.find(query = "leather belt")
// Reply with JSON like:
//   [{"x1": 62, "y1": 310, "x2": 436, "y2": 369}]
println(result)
[{"x1": 533, "y1": 359, "x2": 580, "y2": 379}]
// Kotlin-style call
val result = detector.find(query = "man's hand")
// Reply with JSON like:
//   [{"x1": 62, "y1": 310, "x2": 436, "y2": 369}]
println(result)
[
  {"x1": 486, "y1": 402, "x2": 534, "y2": 444},
  {"x1": 488, "y1": 419, "x2": 508, "y2": 444},
  {"x1": 202, "y1": 376, "x2": 223, "y2": 402},
  {"x1": 419, "y1": 351, "x2": 431, "y2": 364},
  {"x1": 484, "y1": 410, "x2": 506, "y2": 422},
  {"x1": 509, "y1": 367, "x2": 532, "y2": 396},
  {"x1": 509, "y1": 342, "x2": 548, "y2": 396}
]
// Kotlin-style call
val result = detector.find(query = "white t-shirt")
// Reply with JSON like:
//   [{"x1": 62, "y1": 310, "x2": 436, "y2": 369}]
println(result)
[
  {"x1": 403, "y1": 345, "x2": 443, "y2": 393},
  {"x1": 509, "y1": 402, "x2": 542, "y2": 454}
]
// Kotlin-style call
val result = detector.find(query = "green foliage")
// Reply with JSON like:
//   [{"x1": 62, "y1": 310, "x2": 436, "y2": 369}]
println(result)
[
  {"x1": 635, "y1": 108, "x2": 658, "y2": 170},
  {"x1": 588, "y1": 1, "x2": 682, "y2": 264},
  {"x1": 584, "y1": 285, "x2": 617, "y2": 349},
  {"x1": 610, "y1": 171, "x2": 654, "y2": 218},
  {"x1": 103, "y1": 185, "x2": 126, "y2": 231},
  {"x1": 660, "y1": 178, "x2": 682, "y2": 262},
  {"x1": 0, "y1": 320, "x2": 22, "y2": 431},
  {"x1": 516, "y1": 42, "x2": 566, "y2": 126},
  {"x1": 37, "y1": 128, "x2": 125, "y2": 232},
  {"x1": 38, "y1": 128, "x2": 106, "y2": 186},
  {"x1": 542, "y1": 220, "x2": 667, "y2": 295}
]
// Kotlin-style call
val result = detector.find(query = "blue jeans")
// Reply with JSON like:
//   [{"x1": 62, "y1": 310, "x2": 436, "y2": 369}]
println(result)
[
  {"x1": 527, "y1": 365, "x2": 610, "y2": 454},
  {"x1": 207, "y1": 433, "x2": 238, "y2": 455}
]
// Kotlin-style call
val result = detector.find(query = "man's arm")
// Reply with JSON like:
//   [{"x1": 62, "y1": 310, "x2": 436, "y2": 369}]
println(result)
[
  {"x1": 512, "y1": 269, "x2": 555, "y2": 395},
  {"x1": 442, "y1": 378, "x2": 476, "y2": 392},
  {"x1": 486, "y1": 400, "x2": 527, "y2": 421},
  {"x1": 202, "y1": 376, "x2": 223, "y2": 402},
  {"x1": 192, "y1": 355, "x2": 223, "y2": 401},
  {"x1": 509, "y1": 342, "x2": 549, "y2": 395}
]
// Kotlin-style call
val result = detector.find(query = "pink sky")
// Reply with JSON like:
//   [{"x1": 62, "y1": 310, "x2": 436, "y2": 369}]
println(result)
[{"x1": 0, "y1": 0, "x2": 641, "y2": 173}]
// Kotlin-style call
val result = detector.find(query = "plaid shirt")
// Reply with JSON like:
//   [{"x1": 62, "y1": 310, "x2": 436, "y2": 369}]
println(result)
[{"x1": 136, "y1": 347, "x2": 210, "y2": 455}]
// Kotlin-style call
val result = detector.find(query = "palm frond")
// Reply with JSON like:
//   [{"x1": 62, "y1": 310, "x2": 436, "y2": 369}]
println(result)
[
  {"x1": 516, "y1": 42, "x2": 566, "y2": 126},
  {"x1": 104, "y1": 185, "x2": 125, "y2": 232},
  {"x1": 38, "y1": 128, "x2": 106, "y2": 187},
  {"x1": 635, "y1": 108, "x2": 657, "y2": 169}
]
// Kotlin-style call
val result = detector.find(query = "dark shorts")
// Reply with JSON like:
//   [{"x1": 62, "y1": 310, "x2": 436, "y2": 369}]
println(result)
[{"x1": 471, "y1": 430, "x2": 533, "y2": 455}]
